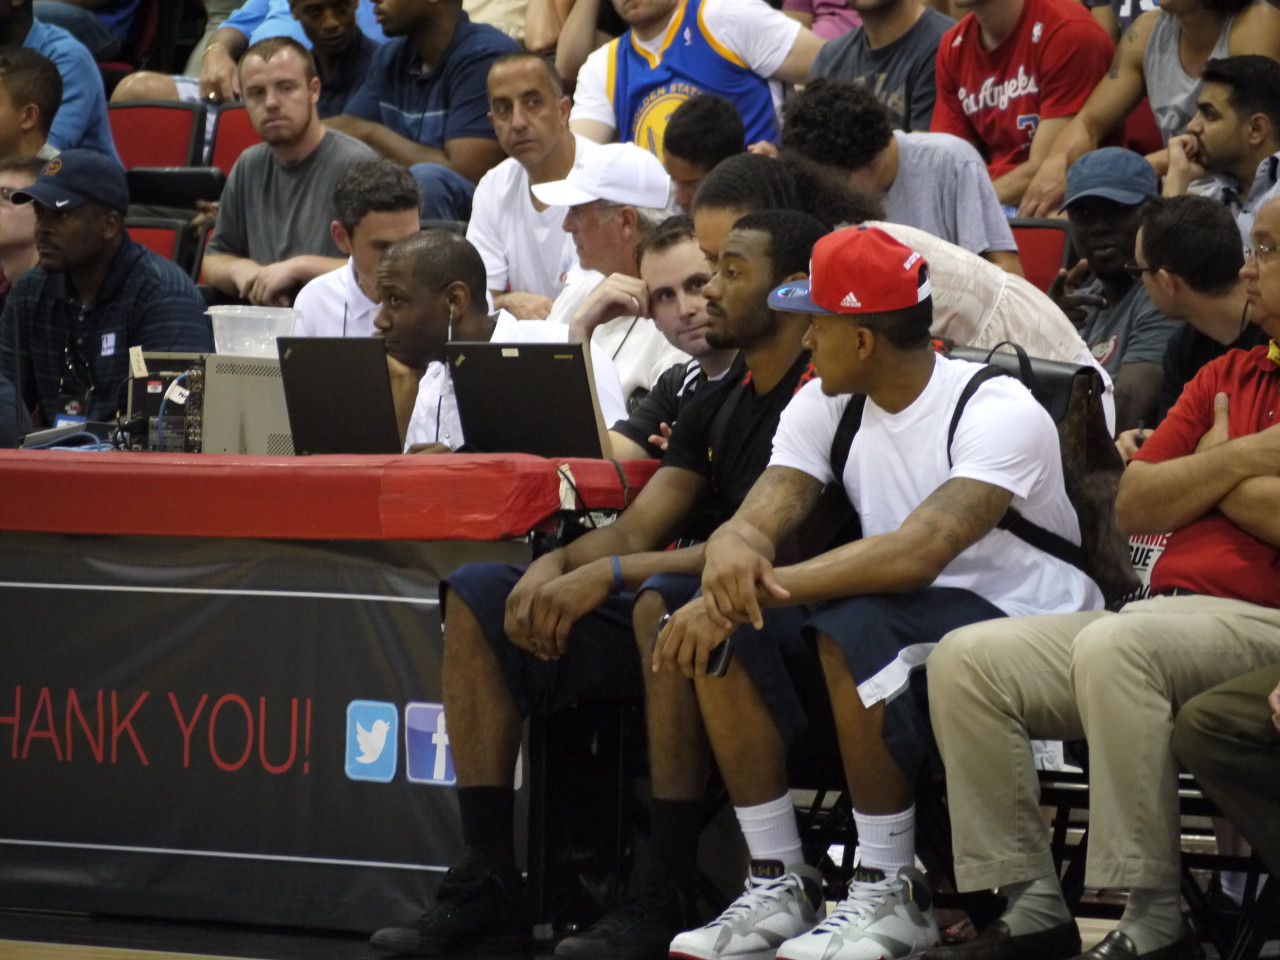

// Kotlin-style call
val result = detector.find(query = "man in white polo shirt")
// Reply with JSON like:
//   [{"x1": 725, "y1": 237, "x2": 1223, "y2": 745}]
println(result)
[
  {"x1": 534, "y1": 141, "x2": 689, "y2": 404},
  {"x1": 292, "y1": 158, "x2": 422, "y2": 338}
]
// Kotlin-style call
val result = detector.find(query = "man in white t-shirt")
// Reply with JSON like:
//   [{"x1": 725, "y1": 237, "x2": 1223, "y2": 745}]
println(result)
[
  {"x1": 467, "y1": 52, "x2": 593, "y2": 320},
  {"x1": 292, "y1": 158, "x2": 422, "y2": 338},
  {"x1": 534, "y1": 141, "x2": 689, "y2": 403},
  {"x1": 568, "y1": 0, "x2": 825, "y2": 156},
  {"x1": 654, "y1": 225, "x2": 1102, "y2": 960},
  {"x1": 372, "y1": 228, "x2": 625, "y2": 452}
]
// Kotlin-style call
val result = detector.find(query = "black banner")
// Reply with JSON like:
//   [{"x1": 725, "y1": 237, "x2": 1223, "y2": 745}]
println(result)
[{"x1": 0, "y1": 531, "x2": 530, "y2": 932}]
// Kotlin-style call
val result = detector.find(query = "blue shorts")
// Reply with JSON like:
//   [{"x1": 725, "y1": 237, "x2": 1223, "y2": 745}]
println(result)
[
  {"x1": 442, "y1": 563, "x2": 700, "y2": 717},
  {"x1": 736, "y1": 588, "x2": 1005, "y2": 782}
]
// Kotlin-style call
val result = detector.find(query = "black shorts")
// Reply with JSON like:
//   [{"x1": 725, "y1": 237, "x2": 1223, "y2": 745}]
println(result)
[{"x1": 442, "y1": 563, "x2": 700, "y2": 716}]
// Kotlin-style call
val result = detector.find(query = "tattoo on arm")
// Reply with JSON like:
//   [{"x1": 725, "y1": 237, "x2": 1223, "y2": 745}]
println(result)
[
  {"x1": 739, "y1": 467, "x2": 823, "y2": 540},
  {"x1": 1108, "y1": 21, "x2": 1139, "y2": 79},
  {"x1": 909, "y1": 478, "x2": 1014, "y2": 557}
]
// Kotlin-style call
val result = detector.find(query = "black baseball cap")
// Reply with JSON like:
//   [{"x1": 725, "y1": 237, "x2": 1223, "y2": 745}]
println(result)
[{"x1": 12, "y1": 149, "x2": 130, "y2": 214}]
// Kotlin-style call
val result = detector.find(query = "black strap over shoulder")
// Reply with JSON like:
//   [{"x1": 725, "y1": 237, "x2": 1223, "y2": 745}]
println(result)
[
  {"x1": 830, "y1": 393, "x2": 868, "y2": 480},
  {"x1": 946, "y1": 365, "x2": 1087, "y2": 574}
]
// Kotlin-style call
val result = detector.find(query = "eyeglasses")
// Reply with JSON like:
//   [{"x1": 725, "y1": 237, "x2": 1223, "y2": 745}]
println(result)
[
  {"x1": 1124, "y1": 261, "x2": 1161, "y2": 280},
  {"x1": 1244, "y1": 242, "x2": 1280, "y2": 263}
]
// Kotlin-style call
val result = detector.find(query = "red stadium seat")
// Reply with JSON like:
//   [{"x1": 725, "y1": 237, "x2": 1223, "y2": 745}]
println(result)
[
  {"x1": 109, "y1": 100, "x2": 206, "y2": 169},
  {"x1": 209, "y1": 106, "x2": 259, "y2": 175},
  {"x1": 1008, "y1": 217, "x2": 1073, "y2": 294},
  {"x1": 128, "y1": 218, "x2": 193, "y2": 273}
]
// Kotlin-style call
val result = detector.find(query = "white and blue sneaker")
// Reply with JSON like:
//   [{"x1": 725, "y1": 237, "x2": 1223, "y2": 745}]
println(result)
[
  {"x1": 669, "y1": 860, "x2": 826, "y2": 960},
  {"x1": 776, "y1": 866, "x2": 940, "y2": 960}
]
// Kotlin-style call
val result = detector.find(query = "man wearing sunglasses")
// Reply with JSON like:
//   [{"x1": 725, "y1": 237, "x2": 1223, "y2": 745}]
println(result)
[{"x1": 1050, "y1": 147, "x2": 1179, "y2": 433}]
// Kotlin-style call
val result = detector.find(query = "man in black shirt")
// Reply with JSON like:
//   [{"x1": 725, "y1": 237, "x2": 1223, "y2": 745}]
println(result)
[{"x1": 369, "y1": 210, "x2": 830, "y2": 960}]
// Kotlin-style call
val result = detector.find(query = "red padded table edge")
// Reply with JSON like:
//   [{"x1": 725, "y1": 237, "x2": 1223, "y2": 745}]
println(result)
[{"x1": 0, "y1": 451, "x2": 659, "y2": 541}]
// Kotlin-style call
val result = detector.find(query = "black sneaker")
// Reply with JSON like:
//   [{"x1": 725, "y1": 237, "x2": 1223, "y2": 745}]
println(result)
[
  {"x1": 370, "y1": 851, "x2": 532, "y2": 956},
  {"x1": 553, "y1": 882, "x2": 695, "y2": 960}
]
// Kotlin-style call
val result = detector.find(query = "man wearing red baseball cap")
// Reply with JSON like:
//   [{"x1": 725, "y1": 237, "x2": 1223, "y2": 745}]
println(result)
[{"x1": 656, "y1": 225, "x2": 1102, "y2": 960}]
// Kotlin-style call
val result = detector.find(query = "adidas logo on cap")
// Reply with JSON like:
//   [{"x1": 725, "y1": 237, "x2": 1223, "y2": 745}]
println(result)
[{"x1": 841, "y1": 291, "x2": 861, "y2": 308}]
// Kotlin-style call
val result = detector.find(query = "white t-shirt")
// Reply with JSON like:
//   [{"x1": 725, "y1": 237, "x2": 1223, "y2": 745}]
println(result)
[
  {"x1": 770, "y1": 355, "x2": 1104, "y2": 619},
  {"x1": 466, "y1": 135, "x2": 595, "y2": 301},
  {"x1": 292, "y1": 258, "x2": 379, "y2": 339},
  {"x1": 404, "y1": 310, "x2": 628, "y2": 451},
  {"x1": 569, "y1": 0, "x2": 801, "y2": 133},
  {"x1": 869, "y1": 221, "x2": 1116, "y2": 432},
  {"x1": 547, "y1": 271, "x2": 691, "y2": 399}
]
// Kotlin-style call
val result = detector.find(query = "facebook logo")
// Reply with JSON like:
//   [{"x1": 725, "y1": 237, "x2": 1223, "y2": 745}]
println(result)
[
  {"x1": 405, "y1": 702, "x2": 455, "y2": 785},
  {"x1": 345, "y1": 700, "x2": 399, "y2": 783}
]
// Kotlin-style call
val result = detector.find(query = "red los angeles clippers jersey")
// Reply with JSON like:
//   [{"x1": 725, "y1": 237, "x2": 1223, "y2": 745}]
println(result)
[{"x1": 931, "y1": 0, "x2": 1112, "y2": 180}]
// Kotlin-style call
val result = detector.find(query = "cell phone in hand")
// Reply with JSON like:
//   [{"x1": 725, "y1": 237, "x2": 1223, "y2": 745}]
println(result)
[{"x1": 706, "y1": 638, "x2": 734, "y2": 678}]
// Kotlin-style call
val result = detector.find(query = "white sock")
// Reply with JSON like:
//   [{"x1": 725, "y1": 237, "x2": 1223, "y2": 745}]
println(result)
[
  {"x1": 853, "y1": 806, "x2": 915, "y2": 876},
  {"x1": 735, "y1": 794, "x2": 803, "y2": 871},
  {"x1": 998, "y1": 874, "x2": 1072, "y2": 936},
  {"x1": 1116, "y1": 887, "x2": 1184, "y2": 953},
  {"x1": 1219, "y1": 870, "x2": 1246, "y2": 905}
]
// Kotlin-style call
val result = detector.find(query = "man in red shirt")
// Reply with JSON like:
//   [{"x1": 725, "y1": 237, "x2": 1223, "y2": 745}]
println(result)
[
  {"x1": 930, "y1": 0, "x2": 1112, "y2": 207},
  {"x1": 922, "y1": 195, "x2": 1280, "y2": 960}
]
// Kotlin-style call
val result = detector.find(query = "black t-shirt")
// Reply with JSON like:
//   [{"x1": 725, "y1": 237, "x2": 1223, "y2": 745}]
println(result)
[
  {"x1": 1159, "y1": 322, "x2": 1270, "y2": 420},
  {"x1": 662, "y1": 351, "x2": 815, "y2": 542},
  {"x1": 611, "y1": 359, "x2": 711, "y2": 458}
]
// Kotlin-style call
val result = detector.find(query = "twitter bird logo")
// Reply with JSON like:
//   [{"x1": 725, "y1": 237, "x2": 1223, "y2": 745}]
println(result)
[
  {"x1": 356, "y1": 718, "x2": 390, "y2": 764},
  {"x1": 345, "y1": 701, "x2": 398, "y2": 782}
]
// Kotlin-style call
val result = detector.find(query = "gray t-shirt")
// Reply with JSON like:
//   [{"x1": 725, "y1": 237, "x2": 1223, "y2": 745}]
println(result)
[
  {"x1": 1078, "y1": 277, "x2": 1180, "y2": 377},
  {"x1": 809, "y1": 6, "x2": 954, "y2": 132},
  {"x1": 883, "y1": 131, "x2": 1017, "y2": 255},
  {"x1": 208, "y1": 129, "x2": 377, "y2": 263}
]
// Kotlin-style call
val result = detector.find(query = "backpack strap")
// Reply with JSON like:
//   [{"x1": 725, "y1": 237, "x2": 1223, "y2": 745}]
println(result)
[
  {"x1": 830, "y1": 394, "x2": 868, "y2": 480},
  {"x1": 947, "y1": 365, "x2": 1088, "y2": 573}
]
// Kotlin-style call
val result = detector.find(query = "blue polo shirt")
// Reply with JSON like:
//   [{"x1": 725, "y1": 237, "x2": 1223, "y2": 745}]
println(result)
[
  {"x1": 25, "y1": 19, "x2": 119, "y2": 160},
  {"x1": 0, "y1": 238, "x2": 213, "y2": 425},
  {"x1": 224, "y1": 0, "x2": 386, "y2": 45},
  {"x1": 344, "y1": 13, "x2": 518, "y2": 148}
]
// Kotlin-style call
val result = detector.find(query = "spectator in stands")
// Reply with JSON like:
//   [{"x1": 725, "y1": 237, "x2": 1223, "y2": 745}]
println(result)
[
  {"x1": 292, "y1": 158, "x2": 422, "y2": 338},
  {"x1": 0, "y1": 156, "x2": 42, "y2": 315},
  {"x1": 203, "y1": 37, "x2": 376, "y2": 307},
  {"x1": 1052, "y1": 148, "x2": 1177, "y2": 433},
  {"x1": 808, "y1": 0, "x2": 953, "y2": 132},
  {"x1": 662, "y1": 95, "x2": 745, "y2": 212},
  {"x1": 782, "y1": 78, "x2": 1020, "y2": 271},
  {"x1": 930, "y1": 0, "x2": 1113, "y2": 207},
  {"x1": 31, "y1": 0, "x2": 138, "y2": 61},
  {"x1": 0, "y1": 47, "x2": 60, "y2": 160},
  {"x1": 608, "y1": 214, "x2": 738, "y2": 459},
  {"x1": 1084, "y1": 0, "x2": 1154, "y2": 42},
  {"x1": 0, "y1": 367, "x2": 22, "y2": 445},
  {"x1": 112, "y1": 0, "x2": 385, "y2": 114},
  {"x1": 534, "y1": 142, "x2": 689, "y2": 402},
  {"x1": 183, "y1": 0, "x2": 238, "y2": 76},
  {"x1": 371, "y1": 229, "x2": 624, "y2": 452},
  {"x1": 1114, "y1": 195, "x2": 1267, "y2": 459},
  {"x1": 367, "y1": 210, "x2": 830, "y2": 960},
  {"x1": 0, "y1": 151, "x2": 212, "y2": 426},
  {"x1": 654, "y1": 223, "x2": 1101, "y2": 960},
  {"x1": 783, "y1": 0, "x2": 858, "y2": 40},
  {"x1": 925, "y1": 195, "x2": 1280, "y2": 960},
  {"x1": 0, "y1": 0, "x2": 116, "y2": 160},
  {"x1": 568, "y1": 0, "x2": 825, "y2": 154},
  {"x1": 327, "y1": 0, "x2": 519, "y2": 222},
  {"x1": 1163, "y1": 56, "x2": 1280, "y2": 248},
  {"x1": 467, "y1": 52, "x2": 587, "y2": 320},
  {"x1": 1020, "y1": 0, "x2": 1280, "y2": 217}
]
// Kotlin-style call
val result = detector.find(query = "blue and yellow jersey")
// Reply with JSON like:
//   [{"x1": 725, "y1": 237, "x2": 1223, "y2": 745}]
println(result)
[{"x1": 606, "y1": 0, "x2": 778, "y2": 159}]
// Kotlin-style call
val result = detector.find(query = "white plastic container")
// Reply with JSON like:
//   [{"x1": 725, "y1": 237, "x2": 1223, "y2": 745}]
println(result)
[{"x1": 208, "y1": 305, "x2": 300, "y2": 358}]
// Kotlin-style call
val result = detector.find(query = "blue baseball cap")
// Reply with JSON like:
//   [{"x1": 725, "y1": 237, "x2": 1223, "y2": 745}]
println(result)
[
  {"x1": 1061, "y1": 147, "x2": 1158, "y2": 211},
  {"x1": 12, "y1": 149, "x2": 130, "y2": 214}
]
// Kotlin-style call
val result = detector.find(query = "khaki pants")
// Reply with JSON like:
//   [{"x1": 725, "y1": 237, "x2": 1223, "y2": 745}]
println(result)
[{"x1": 929, "y1": 595, "x2": 1280, "y2": 892}]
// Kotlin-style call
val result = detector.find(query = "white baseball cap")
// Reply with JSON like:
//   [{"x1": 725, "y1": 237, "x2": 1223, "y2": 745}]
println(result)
[{"x1": 531, "y1": 142, "x2": 671, "y2": 209}]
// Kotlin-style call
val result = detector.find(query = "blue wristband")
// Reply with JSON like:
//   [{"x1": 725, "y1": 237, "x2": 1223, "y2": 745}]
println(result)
[{"x1": 609, "y1": 555, "x2": 623, "y2": 594}]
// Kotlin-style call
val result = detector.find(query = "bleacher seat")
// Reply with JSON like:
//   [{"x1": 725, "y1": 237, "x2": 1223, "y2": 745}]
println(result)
[
  {"x1": 127, "y1": 217, "x2": 193, "y2": 274},
  {"x1": 109, "y1": 100, "x2": 206, "y2": 170},
  {"x1": 1009, "y1": 217, "x2": 1073, "y2": 294},
  {"x1": 209, "y1": 106, "x2": 259, "y2": 175}
]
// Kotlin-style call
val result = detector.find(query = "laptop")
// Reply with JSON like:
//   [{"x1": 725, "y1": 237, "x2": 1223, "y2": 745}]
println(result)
[
  {"x1": 276, "y1": 337, "x2": 402, "y2": 455},
  {"x1": 444, "y1": 341, "x2": 609, "y2": 459}
]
